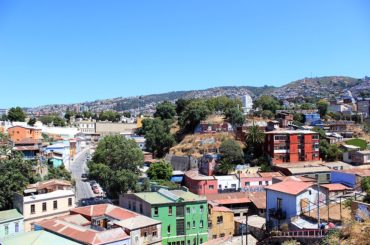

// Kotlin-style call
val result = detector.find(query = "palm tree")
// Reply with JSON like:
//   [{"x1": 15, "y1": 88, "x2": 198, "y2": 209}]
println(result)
[{"x1": 245, "y1": 124, "x2": 265, "y2": 158}]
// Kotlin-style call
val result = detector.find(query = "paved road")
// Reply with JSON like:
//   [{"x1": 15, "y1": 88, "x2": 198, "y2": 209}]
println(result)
[{"x1": 70, "y1": 148, "x2": 95, "y2": 202}]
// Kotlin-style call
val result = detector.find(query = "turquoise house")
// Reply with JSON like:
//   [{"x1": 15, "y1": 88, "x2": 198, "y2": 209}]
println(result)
[{"x1": 0, "y1": 209, "x2": 23, "y2": 239}]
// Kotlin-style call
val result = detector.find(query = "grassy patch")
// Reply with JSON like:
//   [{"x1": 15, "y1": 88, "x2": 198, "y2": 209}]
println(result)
[{"x1": 345, "y1": 138, "x2": 368, "y2": 150}]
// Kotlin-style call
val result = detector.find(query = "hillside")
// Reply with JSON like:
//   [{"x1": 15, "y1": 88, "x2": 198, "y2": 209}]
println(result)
[{"x1": 27, "y1": 75, "x2": 368, "y2": 115}]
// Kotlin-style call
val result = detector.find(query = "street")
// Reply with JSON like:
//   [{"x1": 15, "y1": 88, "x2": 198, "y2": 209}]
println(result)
[{"x1": 70, "y1": 148, "x2": 95, "y2": 202}]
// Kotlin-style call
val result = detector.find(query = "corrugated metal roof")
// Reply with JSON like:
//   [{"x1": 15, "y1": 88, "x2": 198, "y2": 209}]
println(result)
[
  {"x1": 1, "y1": 230, "x2": 80, "y2": 245},
  {"x1": 0, "y1": 209, "x2": 23, "y2": 222},
  {"x1": 265, "y1": 181, "x2": 313, "y2": 195}
]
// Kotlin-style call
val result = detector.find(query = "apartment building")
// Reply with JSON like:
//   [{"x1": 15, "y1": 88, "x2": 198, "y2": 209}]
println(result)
[
  {"x1": 7, "y1": 126, "x2": 42, "y2": 142},
  {"x1": 207, "y1": 203, "x2": 234, "y2": 240},
  {"x1": 120, "y1": 188, "x2": 208, "y2": 245},
  {"x1": 13, "y1": 180, "x2": 75, "y2": 232},
  {"x1": 265, "y1": 130, "x2": 320, "y2": 164}
]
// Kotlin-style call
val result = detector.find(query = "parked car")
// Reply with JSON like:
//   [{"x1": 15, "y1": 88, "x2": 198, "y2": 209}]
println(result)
[
  {"x1": 79, "y1": 197, "x2": 111, "y2": 207},
  {"x1": 81, "y1": 173, "x2": 88, "y2": 180}
]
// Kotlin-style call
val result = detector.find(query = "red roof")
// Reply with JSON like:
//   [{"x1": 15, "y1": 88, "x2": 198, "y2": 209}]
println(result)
[
  {"x1": 37, "y1": 216, "x2": 129, "y2": 245},
  {"x1": 248, "y1": 192, "x2": 266, "y2": 209},
  {"x1": 71, "y1": 204, "x2": 138, "y2": 220},
  {"x1": 206, "y1": 192, "x2": 251, "y2": 205},
  {"x1": 273, "y1": 176, "x2": 315, "y2": 183},
  {"x1": 321, "y1": 183, "x2": 352, "y2": 192},
  {"x1": 265, "y1": 181, "x2": 313, "y2": 195}
]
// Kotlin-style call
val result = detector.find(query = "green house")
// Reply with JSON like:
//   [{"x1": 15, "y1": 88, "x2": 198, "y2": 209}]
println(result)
[{"x1": 120, "y1": 188, "x2": 208, "y2": 245}]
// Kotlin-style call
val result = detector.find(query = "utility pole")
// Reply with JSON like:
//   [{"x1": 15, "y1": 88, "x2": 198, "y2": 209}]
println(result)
[
  {"x1": 317, "y1": 176, "x2": 321, "y2": 229},
  {"x1": 245, "y1": 214, "x2": 248, "y2": 245}
]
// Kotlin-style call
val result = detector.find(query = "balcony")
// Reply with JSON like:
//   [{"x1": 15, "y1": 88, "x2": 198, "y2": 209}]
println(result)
[{"x1": 269, "y1": 208, "x2": 286, "y2": 220}]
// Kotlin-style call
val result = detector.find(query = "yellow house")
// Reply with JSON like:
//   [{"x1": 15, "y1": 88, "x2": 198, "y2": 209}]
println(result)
[
  {"x1": 208, "y1": 203, "x2": 235, "y2": 240},
  {"x1": 13, "y1": 180, "x2": 75, "y2": 232}
]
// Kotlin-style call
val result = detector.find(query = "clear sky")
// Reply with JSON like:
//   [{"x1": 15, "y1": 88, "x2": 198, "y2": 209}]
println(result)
[{"x1": 0, "y1": 0, "x2": 369, "y2": 108}]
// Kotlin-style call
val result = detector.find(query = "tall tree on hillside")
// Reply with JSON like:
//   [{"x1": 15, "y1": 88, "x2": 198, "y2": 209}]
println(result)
[
  {"x1": 217, "y1": 139, "x2": 244, "y2": 174},
  {"x1": 139, "y1": 118, "x2": 175, "y2": 158},
  {"x1": 225, "y1": 107, "x2": 245, "y2": 127},
  {"x1": 253, "y1": 95, "x2": 281, "y2": 113},
  {"x1": 154, "y1": 101, "x2": 176, "y2": 120},
  {"x1": 179, "y1": 100, "x2": 210, "y2": 133},
  {"x1": 7, "y1": 107, "x2": 26, "y2": 122},
  {"x1": 175, "y1": 98, "x2": 192, "y2": 115},
  {"x1": 316, "y1": 99, "x2": 329, "y2": 117},
  {"x1": 245, "y1": 124, "x2": 265, "y2": 159},
  {"x1": 27, "y1": 117, "x2": 36, "y2": 126}
]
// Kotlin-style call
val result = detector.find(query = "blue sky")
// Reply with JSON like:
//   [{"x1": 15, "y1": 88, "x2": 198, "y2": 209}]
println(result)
[{"x1": 0, "y1": 0, "x2": 369, "y2": 108}]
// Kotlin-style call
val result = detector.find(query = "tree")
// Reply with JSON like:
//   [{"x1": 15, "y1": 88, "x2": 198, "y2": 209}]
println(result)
[
  {"x1": 245, "y1": 124, "x2": 265, "y2": 159},
  {"x1": 316, "y1": 99, "x2": 329, "y2": 117},
  {"x1": 147, "y1": 160, "x2": 173, "y2": 181},
  {"x1": 27, "y1": 117, "x2": 36, "y2": 126},
  {"x1": 217, "y1": 139, "x2": 244, "y2": 174},
  {"x1": 0, "y1": 153, "x2": 32, "y2": 210},
  {"x1": 300, "y1": 103, "x2": 315, "y2": 110},
  {"x1": 154, "y1": 101, "x2": 176, "y2": 120},
  {"x1": 179, "y1": 100, "x2": 210, "y2": 133},
  {"x1": 92, "y1": 135, "x2": 143, "y2": 173},
  {"x1": 139, "y1": 119, "x2": 175, "y2": 158},
  {"x1": 122, "y1": 111, "x2": 131, "y2": 118},
  {"x1": 261, "y1": 110, "x2": 274, "y2": 119},
  {"x1": 99, "y1": 110, "x2": 120, "y2": 122},
  {"x1": 319, "y1": 140, "x2": 342, "y2": 162},
  {"x1": 39, "y1": 115, "x2": 66, "y2": 127},
  {"x1": 175, "y1": 98, "x2": 191, "y2": 115},
  {"x1": 7, "y1": 107, "x2": 26, "y2": 122},
  {"x1": 225, "y1": 107, "x2": 245, "y2": 127},
  {"x1": 89, "y1": 135, "x2": 144, "y2": 198},
  {"x1": 253, "y1": 95, "x2": 281, "y2": 113},
  {"x1": 45, "y1": 164, "x2": 71, "y2": 181},
  {"x1": 206, "y1": 96, "x2": 242, "y2": 113}
]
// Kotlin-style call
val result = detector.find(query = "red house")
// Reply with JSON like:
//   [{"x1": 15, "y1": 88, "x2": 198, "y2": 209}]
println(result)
[
  {"x1": 265, "y1": 130, "x2": 320, "y2": 165},
  {"x1": 184, "y1": 169, "x2": 218, "y2": 195}
]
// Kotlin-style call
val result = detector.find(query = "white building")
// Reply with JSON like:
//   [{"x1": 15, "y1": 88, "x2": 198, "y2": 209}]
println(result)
[
  {"x1": 241, "y1": 94, "x2": 253, "y2": 114},
  {"x1": 214, "y1": 175, "x2": 239, "y2": 191}
]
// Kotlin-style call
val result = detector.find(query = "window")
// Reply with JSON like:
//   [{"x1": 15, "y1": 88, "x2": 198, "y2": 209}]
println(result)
[
  {"x1": 140, "y1": 203, "x2": 143, "y2": 214},
  {"x1": 200, "y1": 238, "x2": 203, "y2": 244},
  {"x1": 217, "y1": 216, "x2": 223, "y2": 224},
  {"x1": 186, "y1": 207, "x2": 190, "y2": 214},
  {"x1": 274, "y1": 135, "x2": 287, "y2": 141},
  {"x1": 259, "y1": 181, "x2": 262, "y2": 185},
  {"x1": 309, "y1": 190, "x2": 312, "y2": 195},
  {"x1": 31, "y1": 204, "x2": 35, "y2": 214},
  {"x1": 53, "y1": 200, "x2": 58, "y2": 210},
  {"x1": 220, "y1": 233, "x2": 225, "y2": 237},
  {"x1": 231, "y1": 184, "x2": 237, "y2": 189},
  {"x1": 200, "y1": 220, "x2": 203, "y2": 228},
  {"x1": 213, "y1": 235, "x2": 217, "y2": 239},
  {"x1": 181, "y1": 241, "x2": 185, "y2": 245},
  {"x1": 187, "y1": 240, "x2": 190, "y2": 245},
  {"x1": 200, "y1": 205, "x2": 204, "y2": 213},
  {"x1": 192, "y1": 221, "x2": 195, "y2": 228},
  {"x1": 168, "y1": 206, "x2": 173, "y2": 216},
  {"x1": 187, "y1": 222, "x2": 190, "y2": 229},
  {"x1": 152, "y1": 231, "x2": 157, "y2": 237},
  {"x1": 209, "y1": 185, "x2": 214, "y2": 190},
  {"x1": 15, "y1": 222, "x2": 19, "y2": 233},
  {"x1": 326, "y1": 173, "x2": 331, "y2": 181},
  {"x1": 42, "y1": 202, "x2": 47, "y2": 212},
  {"x1": 312, "y1": 134, "x2": 319, "y2": 140},
  {"x1": 192, "y1": 207, "x2": 195, "y2": 214},
  {"x1": 265, "y1": 181, "x2": 269, "y2": 186},
  {"x1": 128, "y1": 201, "x2": 131, "y2": 209},
  {"x1": 245, "y1": 182, "x2": 250, "y2": 186},
  {"x1": 277, "y1": 198, "x2": 282, "y2": 209},
  {"x1": 218, "y1": 184, "x2": 222, "y2": 189},
  {"x1": 68, "y1": 198, "x2": 72, "y2": 207},
  {"x1": 193, "y1": 238, "x2": 196, "y2": 245},
  {"x1": 5, "y1": 225, "x2": 9, "y2": 235},
  {"x1": 154, "y1": 207, "x2": 158, "y2": 216},
  {"x1": 133, "y1": 202, "x2": 136, "y2": 211},
  {"x1": 144, "y1": 232, "x2": 147, "y2": 237},
  {"x1": 167, "y1": 225, "x2": 171, "y2": 234}
]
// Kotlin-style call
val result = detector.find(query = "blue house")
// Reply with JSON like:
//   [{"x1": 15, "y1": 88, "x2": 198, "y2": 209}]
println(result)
[
  {"x1": 44, "y1": 141, "x2": 70, "y2": 168},
  {"x1": 265, "y1": 181, "x2": 325, "y2": 228},
  {"x1": 0, "y1": 209, "x2": 24, "y2": 239},
  {"x1": 303, "y1": 113, "x2": 321, "y2": 126}
]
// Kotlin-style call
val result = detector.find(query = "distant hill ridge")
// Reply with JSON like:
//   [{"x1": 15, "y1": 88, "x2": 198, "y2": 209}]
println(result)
[{"x1": 29, "y1": 76, "x2": 369, "y2": 113}]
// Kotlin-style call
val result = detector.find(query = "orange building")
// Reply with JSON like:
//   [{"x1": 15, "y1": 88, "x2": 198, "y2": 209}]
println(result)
[
  {"x1": 8, "y1": 125, "x2": 42, "y2": 142},
  {"x1": 265, "y1": 130, "x2": 320, "y2": 164}
]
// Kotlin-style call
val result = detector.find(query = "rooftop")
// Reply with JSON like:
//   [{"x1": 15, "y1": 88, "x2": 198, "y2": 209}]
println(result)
[
  {"x1": 133, "y1": 188, "x2": 206, "y2": 205},
  {"x1": 286, "y1": 166, "x2": 331, "y2": 175},
  {"x1": 23, "y1": 189, "x2": 74, "y2": 203},
  {"x1": 264, "y1": 129, "x2": 317, "y2": 135},
  {"x1": 0, "y1": 230, "x2": 80, "y2": 245},
  {"x1": 258, "y1": 172, "x2": 283, "y2": 178},
  {"x1": 113, "y1": 215, "x2": 161, "y2": 230},
  {"x1": 321, "y1": 183, "x2": 352, "y2": 192},
  {"x1": 27, "y1": 179, "x2": 71, "y2": 190},
  {"x1": 265, "y1": 181, "x2": 313, "y2": 195},
  {"x1": 184, "y1": 169, "x2": 215, "y2": 181},
  {"x1": 71, "y1": 204, "x2": 137, "y2": 220},
  {"x1": 248, "y1": 192, "x2": 266, "y2": 209},
  {"x1": 0, "y1": 209, "x2": 23, "y2": 223},
  {"x1": 273, "y1": 176, "x2": 315, "y2": 183},
  {"x1": 206, "y1": 192, "x2": 251, "y2": 205}
]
